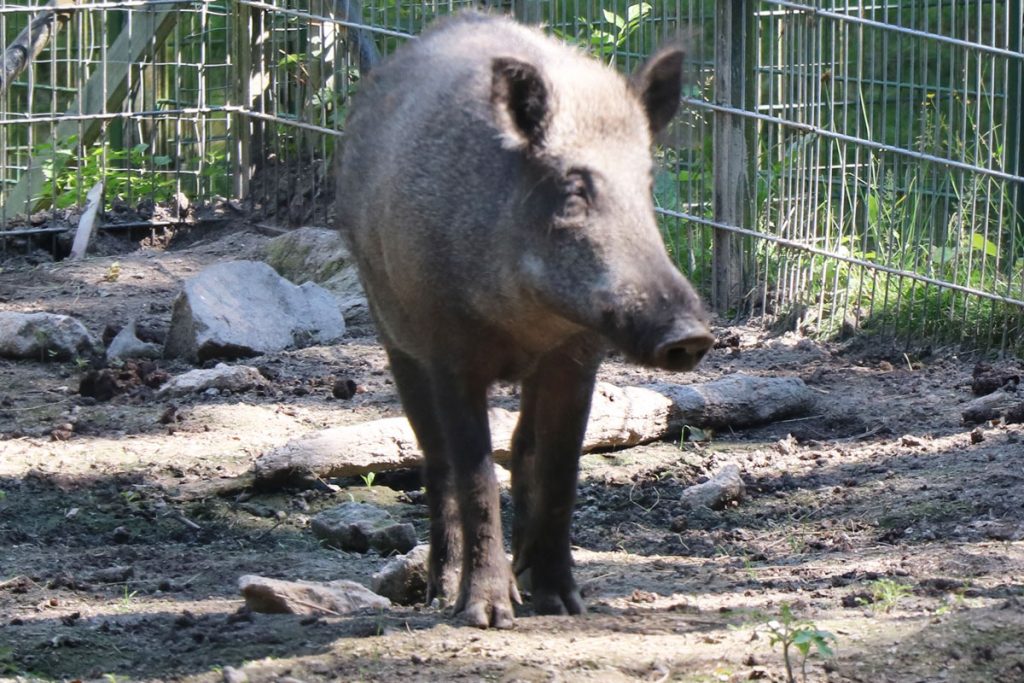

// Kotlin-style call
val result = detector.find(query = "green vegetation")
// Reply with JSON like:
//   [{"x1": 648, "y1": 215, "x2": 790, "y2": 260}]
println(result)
[
  {"x1": 762, "y1": 603, "x2": 837, "y2": 683},
  {"x1": 861, "y1": 578, "x2": 913, "y2": 613}
]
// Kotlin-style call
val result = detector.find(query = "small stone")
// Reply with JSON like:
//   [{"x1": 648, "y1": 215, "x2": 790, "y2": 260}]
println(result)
[
  {"x1": 87, "y1": 566, "x2": 134, "y2": 583},
  {"x1": 238, "y1": 575, "x2": 390, "y2": 615},
  {"x1": 105, "y1": 320, "x2": 162, "y2": 362},
  {"x1": 311, "y1": 502, "x2": 417, "y2": 555},
  {"x1": 111, "y1": 526, "x2": 131, "y2": 544},
  {"x1": 332, "y1": 378, "x2": 357, "y2": 400},
  {"x1": 370, "y1": 544, "x2": 429, "y2": 605},
  {"x1": 0, "y1": 312, "x2": 100, "y2": 361},
  {"x1": 222, "y1": 666, "x2": 248, "y2": 683},
  {"x1": 970, "y1": 428, "x2": 985, "y2": 444},
  {"x1": 679, "y1": 463, "x2": 745, "y2": 510},
  {"x1": 157, "y1": 364, "x2": 267, "y2": 399}
]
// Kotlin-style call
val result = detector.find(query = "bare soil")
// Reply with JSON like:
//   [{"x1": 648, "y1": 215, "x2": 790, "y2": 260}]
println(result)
[{"x1": 1, "y1": 226, "x2": 1022, "y2": 683}]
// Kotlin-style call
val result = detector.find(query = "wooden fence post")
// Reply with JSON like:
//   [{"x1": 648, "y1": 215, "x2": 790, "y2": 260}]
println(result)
[{"x1": 712, "y1": 0, "x2": 755, "y2": 315}]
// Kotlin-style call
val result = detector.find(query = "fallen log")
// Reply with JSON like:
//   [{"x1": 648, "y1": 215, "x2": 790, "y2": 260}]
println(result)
[{"x1": 253, "y1": 373, "x2": 815, "y2": 485}]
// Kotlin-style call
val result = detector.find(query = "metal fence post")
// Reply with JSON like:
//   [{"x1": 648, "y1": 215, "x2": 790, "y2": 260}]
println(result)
[
  {"x1": 1008, "y1": 0, "x2": 1023, "y2": 286},
  {"x1": 231, "y1": 0, "x2": 252, "y2": 201},
  {"x1": 712, "y1": 0, "x2": 755, "y2": 315}
]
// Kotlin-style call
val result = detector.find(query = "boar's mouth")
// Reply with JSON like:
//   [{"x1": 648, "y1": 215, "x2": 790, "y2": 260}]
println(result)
[{"x1": 603, "y1": 311, "x2": 714, "y2": 372}]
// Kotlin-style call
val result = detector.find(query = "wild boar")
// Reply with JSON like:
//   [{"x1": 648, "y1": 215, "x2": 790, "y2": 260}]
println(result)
[{"x1": 336, "y1": 11, "x2": 713, "y2": 628}]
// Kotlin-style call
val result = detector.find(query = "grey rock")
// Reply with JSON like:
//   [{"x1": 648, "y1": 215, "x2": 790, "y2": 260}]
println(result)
[
  {"x1": 0, "y1": 311, "x2": 100, "y2": 361},
  {"x1": 680, "y1": 462, "x2": 746, "y2": 510},
  {"x1": 222, "y1": 666, "x2": 248, "y2": 683},
  {"x1": 238, "y1": 574, "x2": 390, "y2": 615},
  {"x1": 157, "y1": 363, "x2": 267, "y2": 398},
  {"x1": 311, "y1": 501, "x2": 417, "y2": 555},
  {"x1": 262, "y1": 227, "x2": 370, "y2": 327},
  {"x1": 106, "y1": 320, "x2": 162, "y2": 362},
  {"x1": 370, "y1": 544, "x2": 429, "y2": 605},
  {"x1": 164, "y1": 260, "x2": 345, "y2": 363}
]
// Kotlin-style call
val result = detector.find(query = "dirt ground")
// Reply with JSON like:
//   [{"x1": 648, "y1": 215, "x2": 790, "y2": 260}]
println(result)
[{"x1": 1, "y1": 225, "x2": 1023, "y2": 683}]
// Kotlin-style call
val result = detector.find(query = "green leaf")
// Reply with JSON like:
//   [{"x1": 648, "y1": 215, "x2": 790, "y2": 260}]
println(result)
[
  {"x1": 627, "y1": 3, "x2": 652, "y2": 22},
  {"x1": 153, "y1": 155, "x2": 173, "y2": 167},
  {"x1": 968, "y1": 233, "x2": 998, "y2": 257},
  {"x1": 867, "y1": 193, "x2": 879, "y2": 226},
  {"x1": 601, "y1": 9, "x2": 625, "y2": 29}
]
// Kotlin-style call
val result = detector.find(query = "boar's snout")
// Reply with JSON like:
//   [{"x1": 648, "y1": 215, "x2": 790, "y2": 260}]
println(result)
[{"x1": 652, "y1": 322, "x2": 715, "y2": 371}]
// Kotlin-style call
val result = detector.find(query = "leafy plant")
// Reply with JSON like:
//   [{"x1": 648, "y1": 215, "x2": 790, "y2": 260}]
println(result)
[
  {"x1": 583, "y1": 3, "x2": 653, "y2": 61},
  {"x1": 36, "y1": 136, "x2": 176, "y2": 210},
  {"x1": 361, "y1": 471, "x2": 376, "y2": 488},
  {"x1": 103, "y1": 262, "x2": 122, "y2": 283},
  {"x1": 861, "y1": 578, "x2": 912, "y2": 613},
  {"x1": 762, "y1": 603, "x2": 837, "y2": 683}
]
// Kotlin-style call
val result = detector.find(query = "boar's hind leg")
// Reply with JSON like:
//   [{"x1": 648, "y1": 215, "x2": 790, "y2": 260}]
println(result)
[
  {"x1": 387, "y1": 350, "x2": 462, "y2": 604},
  {"x1": 511, "y1": 348, "x2": 600, "y2": 616},
  {"x1": 430, "y1": 364, "x2": 521, "y2": 629}
]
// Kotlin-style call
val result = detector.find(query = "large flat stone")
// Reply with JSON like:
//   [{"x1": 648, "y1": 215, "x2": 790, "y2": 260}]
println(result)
[
  {"x1": 164, "y1": 260, "x2": 345, "y2": 363},
  {"x1": 262, "y1": 227, "x2": 370, "y2": 328}
]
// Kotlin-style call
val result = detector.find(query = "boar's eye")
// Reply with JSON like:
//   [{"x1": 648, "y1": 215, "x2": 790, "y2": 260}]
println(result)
[{"x1": 556, "y1": 171, "x2": 592, "y2": 226}]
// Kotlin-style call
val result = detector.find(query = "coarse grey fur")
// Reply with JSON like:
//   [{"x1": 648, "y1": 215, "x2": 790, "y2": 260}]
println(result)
[{"x1": 336, "y1": 11, "x2": 713, "y2": 628}]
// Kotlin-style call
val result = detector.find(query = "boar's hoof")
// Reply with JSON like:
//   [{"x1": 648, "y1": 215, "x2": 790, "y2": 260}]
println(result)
[
  {"x1": 532, "y1": 586, "x2": 585, "y2": 616},
  {"x1": 454, "y1": 572, "x2": 521, "y2": 629},
  {"x1": 426, "y1": 569, "x2": 460, "y2": 607}
]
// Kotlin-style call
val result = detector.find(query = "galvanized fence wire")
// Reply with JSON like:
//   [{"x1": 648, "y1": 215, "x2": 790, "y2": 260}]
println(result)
[
  {"x1": 0, "y1": 0, "x2": 234, "y2": 235},
  {"x1": 732, "y1": 0, "x2": 1024, "y2": 353},
  {"x1": 0, "y1": 0, "x2": 1021, "y2": 354}
]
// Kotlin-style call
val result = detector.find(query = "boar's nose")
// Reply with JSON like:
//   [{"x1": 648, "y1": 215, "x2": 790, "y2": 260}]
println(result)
[{"x1": 653, "y1": 324, "x2": 715, "y2": 371}]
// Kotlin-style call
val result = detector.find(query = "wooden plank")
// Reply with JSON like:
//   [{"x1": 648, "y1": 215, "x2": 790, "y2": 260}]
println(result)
[
  {"x1": 712, "y1": 0, "x2": 755, "y2": 314},
  {"x1": 69, "y1": 181, "x2": 103, "y2": 259},
  {"x1": 1, "y1": 6, "x2": 178, "y2": 219},
  {"x1": 0, "y1": 0, "x2": 77, "y2": 95}
]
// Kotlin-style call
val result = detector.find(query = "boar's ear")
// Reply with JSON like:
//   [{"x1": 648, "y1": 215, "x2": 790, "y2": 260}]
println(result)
[
  {"x1": 491, "y1": 57, "x2": 550, "y2": 151},
  {"x1": 629, "y1": 45, "x2": 685, "y2": 136}
]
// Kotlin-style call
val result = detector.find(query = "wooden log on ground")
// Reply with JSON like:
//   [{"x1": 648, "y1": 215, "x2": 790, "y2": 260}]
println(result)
[{"x1": 253, "y1": 374, "x2": 815, "y2": 486}]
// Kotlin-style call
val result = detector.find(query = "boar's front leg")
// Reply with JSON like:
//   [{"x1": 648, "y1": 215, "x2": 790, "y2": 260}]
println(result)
[
  {"x1": 430, "y1": 365, "x2": 521, "y2": 629},
  {"x1": 511, "y1": 345, "x2": 600, "y2": 616},
  {"x1": 387, "y1": 350, "x2": 462, "y2": 604}
]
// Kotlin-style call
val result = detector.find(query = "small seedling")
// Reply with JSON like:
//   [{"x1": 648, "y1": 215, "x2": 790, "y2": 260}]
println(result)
[
  {"x1": 681, "y1": 424, "x2": 711, "y2": 443},
  {"x1": 762, "y1": 603, "x2": 836, "y2": 683},
  {"x1": 361, "y1": 471, "x2": 376, "y2": 488},
  {"x1": 935, "y1": 586, "x2": 969, "y2": 615},
  {"x1": 862, "y1": 578, "x2": 912, "y2": 613},
  {"x1": 118, "y1": 584, "x2": 139, "y2": 611},
  {"x1": 103, "y1": 261, "x2": 122, "y2": 282}
]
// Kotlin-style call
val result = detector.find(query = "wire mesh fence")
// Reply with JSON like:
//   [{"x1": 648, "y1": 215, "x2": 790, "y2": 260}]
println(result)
[
  {"x1": 0, "y1": 0, "x2": 235, "y2": 230},
  {"x1": 0, "y1": 0, "x2": 1021, "y2": 354}
]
